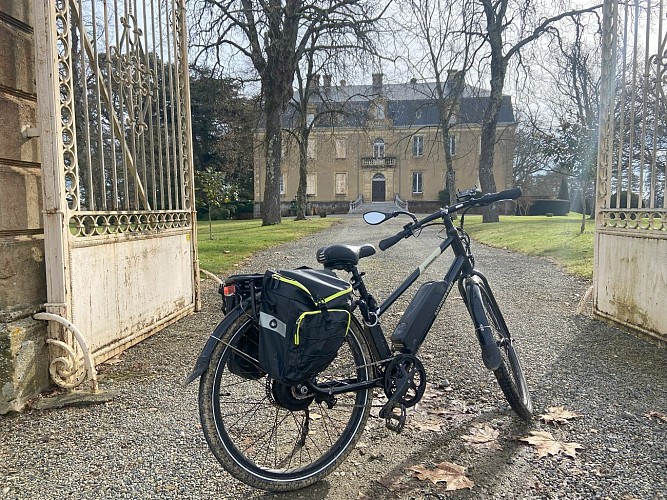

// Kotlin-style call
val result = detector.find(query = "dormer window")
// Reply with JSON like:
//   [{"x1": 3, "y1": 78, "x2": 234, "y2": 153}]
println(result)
[{"x1": 372, "y1": 102, "x2": 385, "y2": 120}]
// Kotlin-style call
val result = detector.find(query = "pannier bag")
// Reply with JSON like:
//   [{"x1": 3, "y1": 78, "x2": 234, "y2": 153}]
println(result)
[
  {"x1": 227, "y1": 324, "x2": 264, "y2": 380},
  {"x1": 259, "y1": 268, "x2": 353, "y2": 384}
]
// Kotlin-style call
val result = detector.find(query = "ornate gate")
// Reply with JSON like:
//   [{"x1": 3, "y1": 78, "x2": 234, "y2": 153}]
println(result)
[
  {"x1": 596, "y1": 0, "x2": 666, "y2": 341},
  {"x1": 33, "y1": 0, "x2": 199, "y2": 388}
]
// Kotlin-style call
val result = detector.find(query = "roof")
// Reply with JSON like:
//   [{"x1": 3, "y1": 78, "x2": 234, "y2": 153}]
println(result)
[{"x1": 281, "y1": 79, "x2": 515, "y2": 128}]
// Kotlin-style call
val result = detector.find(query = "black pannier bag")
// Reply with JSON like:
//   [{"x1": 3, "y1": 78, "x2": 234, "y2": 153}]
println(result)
[
  {"x1": 227, "y1": 324, "x2": 264, "y2": 380},
  {"x1": 258, "y1": 268, "x2": 353, "y2": 384}
]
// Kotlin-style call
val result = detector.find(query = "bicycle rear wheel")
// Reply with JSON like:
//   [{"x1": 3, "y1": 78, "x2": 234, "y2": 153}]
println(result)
[
  {"x1": 474, "y1": 283, "x2": 533, "y2": 420},
  {"x1": 198, "y1": 314, "x2": 374, "y2": 492}
]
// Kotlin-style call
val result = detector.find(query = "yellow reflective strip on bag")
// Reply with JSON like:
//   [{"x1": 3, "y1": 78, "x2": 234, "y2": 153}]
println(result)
[
  {"x1": 273, "y1": 274, "x2": 314, "y2": 300},
  {"x1": 323, "y1": 285, "x2": 353, "y2": 304}
]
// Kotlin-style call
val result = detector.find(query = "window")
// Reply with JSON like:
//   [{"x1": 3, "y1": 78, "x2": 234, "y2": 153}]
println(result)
[
  {"x1": 413, "y1": 135, "x2": 424, "y2": 157},
  {"x1": 448, "y1": 135, "x2": 457, "y2": 156},
  {"x1": 412, "y1": 171, "x2": 423, "y2": 194},
  {"x1": 306, "y1": 173, "x2": 317, "y2": 196},
  {"x1": 280, "y1": 174, "x2": 285, "y2": 195},
  {"x1": 335, "y1": 138, "x2": 347, "y2": 159},
  {"x1": 335, "y1": 173, "x2": 347, "y2": 195},
  {"x1": 307, "y1": 139, "x2": 316, "y2": 159},
  {"x1": 373, "y1": 138, "x2": 385, "y2": 158},
  {"x1": 372, "y1": 102, "x2": 385, "y2": 120}
]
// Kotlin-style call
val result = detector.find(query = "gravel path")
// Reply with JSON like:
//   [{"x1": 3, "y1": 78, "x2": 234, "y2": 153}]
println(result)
[{"x1": 2, "y1": 216, "x2": 666, "y2": 499}]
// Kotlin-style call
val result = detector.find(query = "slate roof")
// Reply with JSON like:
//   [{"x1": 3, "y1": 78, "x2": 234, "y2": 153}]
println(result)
[{"x1": 282, "y1": 80, "x2": 515, "y2": 128}]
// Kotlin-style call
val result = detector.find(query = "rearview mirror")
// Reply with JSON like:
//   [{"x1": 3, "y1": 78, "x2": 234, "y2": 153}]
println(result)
[{"x1": 363, "y1": 211, "x2": 389, "y2": 225}]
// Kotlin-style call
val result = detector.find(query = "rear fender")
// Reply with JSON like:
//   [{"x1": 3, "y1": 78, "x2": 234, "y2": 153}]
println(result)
[{"x1": 183, "y1": 305, "x2": 247, "y2": 385}]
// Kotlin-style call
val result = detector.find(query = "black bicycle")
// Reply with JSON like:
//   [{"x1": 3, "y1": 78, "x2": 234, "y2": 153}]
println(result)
[{"x1": 186, "y1": 187, "x2": 532, "y2": 491}]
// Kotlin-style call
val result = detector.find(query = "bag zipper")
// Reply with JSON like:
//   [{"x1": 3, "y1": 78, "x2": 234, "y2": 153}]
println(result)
[
  {"x1": 294, "y1": 310, "x2": 351, "y2": 345},
  {"x1": 272, "y1": 273, "x2": 352, "y2": 305}
]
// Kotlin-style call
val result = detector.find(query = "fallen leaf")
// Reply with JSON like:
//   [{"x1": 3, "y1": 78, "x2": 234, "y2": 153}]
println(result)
[
  {"x1": 520, "y1": 430, "x2": 583, "y2": 459},
  {"x1": 406, "y1": 461, "x2": 474, "y2": 490},
  {"x1": 645, "y1": 411, "x2": 667, "y2": 422},
  {"x1": 462, "y1": 424, "x2": 502, "y2": 452},
  {"x1": 412, "y1": 419, "x2": 444, "y2": 432},
  {"x1": 540, "y1": 406, "x2": 582, "y2": 425}
]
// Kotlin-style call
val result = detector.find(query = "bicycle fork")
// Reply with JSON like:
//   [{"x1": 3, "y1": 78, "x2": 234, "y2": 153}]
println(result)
[{"x1": 459, "y1": 276, "x2": 502, "y2": 371}]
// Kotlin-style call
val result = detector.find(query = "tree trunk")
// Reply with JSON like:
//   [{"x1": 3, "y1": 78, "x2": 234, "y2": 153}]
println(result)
[
  {"x1": 208, "y1": 208, "x2": 213, "y2": 240},
  {"x1": 262, "y1": 100, "x2": 283, "y2": 225},
  {"x1": 295, "y1": 140, "x2": 308, "y2": 220},
  {"x1": 479, "y1": 116, "x2": 501, "y2": 222}
]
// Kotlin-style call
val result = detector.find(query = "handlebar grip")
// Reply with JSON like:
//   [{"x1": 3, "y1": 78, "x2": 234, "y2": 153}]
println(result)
[
  {"x1": 379, "y1": 231, "x2": 407, "y2": 251},
  {"x1": 481, "y1": 187, "x2": 522, "y2": 204}
]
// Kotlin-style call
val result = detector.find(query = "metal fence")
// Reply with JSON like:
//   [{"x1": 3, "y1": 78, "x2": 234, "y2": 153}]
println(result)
[
  {"x1": 598, "y1": 0, "x2": 666, "y2": 231},
  {"x1": 55, "y1": 0, "x2": 193, "y2": 236}
]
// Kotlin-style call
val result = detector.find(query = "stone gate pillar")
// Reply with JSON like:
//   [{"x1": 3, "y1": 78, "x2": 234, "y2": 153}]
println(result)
[{"x1": 0, "y1": 0, "x2": 50, "y2": 414}]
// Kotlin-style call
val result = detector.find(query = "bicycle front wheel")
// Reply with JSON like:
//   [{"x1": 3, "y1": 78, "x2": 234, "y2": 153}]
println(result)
[
  {"x1": 474, "y1": 283, "x2": 533, "y2": 420},
  {"x1": 198, "y1": 314, "x2": 374, "y2": 492}
]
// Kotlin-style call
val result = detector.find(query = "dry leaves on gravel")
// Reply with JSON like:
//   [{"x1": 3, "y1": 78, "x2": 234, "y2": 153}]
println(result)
[
  {"x1": 461, "y1": 424, "x2": 502, "y2": 452},
  {"x1": 406, "y1": 461, "x2": 474, "y2": 491},
  {"x1": 540, "y1": 406, "x2": 583, "y2": 425},
  {"x1": 645, "y1": 411, "x2": 667, "y2": 422},
  {"x1": 520, "y1": 430, "x2": 583, "y2": 459}
]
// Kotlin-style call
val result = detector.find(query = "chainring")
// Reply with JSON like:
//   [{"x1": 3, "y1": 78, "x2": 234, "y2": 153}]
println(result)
[{"x1": 382, "y1": 354, "x2": 426, "y2": 408}]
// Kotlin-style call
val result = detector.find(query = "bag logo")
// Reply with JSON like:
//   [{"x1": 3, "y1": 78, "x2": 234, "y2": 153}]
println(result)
[{"x1": 269, "y1": 319, "x2": 278, "y2": 329}]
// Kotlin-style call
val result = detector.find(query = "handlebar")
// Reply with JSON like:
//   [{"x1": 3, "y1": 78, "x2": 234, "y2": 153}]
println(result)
[
  {"x1": 474, "y1": 187, "x2": 522, "y2": 205},
  {"x1": 379, "y1": 230, "x2": 409, "y2": 251},
  {"x1": 376, "y1": 187, "x2": 522, "y2": 251}
]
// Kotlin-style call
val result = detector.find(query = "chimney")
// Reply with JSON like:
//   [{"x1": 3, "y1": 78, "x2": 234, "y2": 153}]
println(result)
[
  {"x1": 309, "y1": 74, "x2": 320, "y2": 88},
  {"x1": 447, "y1": 70, "x2": 463, "y2": 84},
  {"x1": 323, "y1": 74, "x2": 332, "y2": 88},
  {"x1": 372, "y1": 73, "x2": 383, "y2": 90},
  {"x1": 340, "y1": 79, "x2": 346, "y2": 86},
  {"x1": 410, "y1": 77, "x2": 417, "y2": 84}
]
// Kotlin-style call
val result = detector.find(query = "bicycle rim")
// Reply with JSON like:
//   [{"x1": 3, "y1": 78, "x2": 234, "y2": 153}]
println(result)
[
  {"x1": 479, "y1": 286, "x2": 533, "y2": 419},
  {"x1": 199, "y1": 316, "x2": 373, "y2": 491}
]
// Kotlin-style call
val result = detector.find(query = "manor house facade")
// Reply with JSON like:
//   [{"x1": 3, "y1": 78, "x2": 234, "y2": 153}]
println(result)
[{"x1": 254, "y1": 73, "x2": 516, "y2": 214}]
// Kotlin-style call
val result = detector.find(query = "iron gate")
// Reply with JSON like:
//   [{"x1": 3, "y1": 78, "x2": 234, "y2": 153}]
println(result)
[
  {"x1": 34, "y1": 0, "x2": 199, "y2": 388},
  {"x1": 596, "y1": 0, "x2": 667, "y2": 341}
]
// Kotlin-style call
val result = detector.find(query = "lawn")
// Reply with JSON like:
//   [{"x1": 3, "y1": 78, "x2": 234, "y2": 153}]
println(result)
[
  {"x1": 197, "y1": 217, "x2": 340, "y2": 275},
  {"x1": 463, "y1": 212, "x2": 594, "y2": 279}
]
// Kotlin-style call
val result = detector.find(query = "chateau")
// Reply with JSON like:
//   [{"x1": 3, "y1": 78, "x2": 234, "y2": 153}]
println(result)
[{"x1": 254, "y1": 73, "x2": 516, "y2": 214}]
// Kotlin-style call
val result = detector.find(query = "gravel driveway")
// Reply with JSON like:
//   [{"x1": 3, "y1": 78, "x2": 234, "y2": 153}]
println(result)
[{"x1": 2, "y1": 215, "x2": 666, "y2": 499}]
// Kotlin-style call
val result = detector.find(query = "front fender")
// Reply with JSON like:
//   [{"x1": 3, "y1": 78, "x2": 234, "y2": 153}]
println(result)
[{"x1": 183, "y1": 305, "x2": 247, "y2": 385}]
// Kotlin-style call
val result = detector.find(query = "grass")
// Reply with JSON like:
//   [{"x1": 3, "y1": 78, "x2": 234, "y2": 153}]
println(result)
[
  {"x1": 197, "y1": 217, "x2": 340, "y2": 275},
  {"x1": 463, "y1": 212, "x2": 594, "y2": 280}
]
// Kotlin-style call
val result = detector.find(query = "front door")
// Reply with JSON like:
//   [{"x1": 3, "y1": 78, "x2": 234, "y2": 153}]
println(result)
[{"x1": 372, "y1": 174, "x2": 386, "y2": 202}]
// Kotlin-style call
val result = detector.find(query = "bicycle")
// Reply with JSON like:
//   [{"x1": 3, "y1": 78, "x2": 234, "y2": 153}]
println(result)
[{"x1": 186, "y1": 187, "x2": 532, "y2": 492}]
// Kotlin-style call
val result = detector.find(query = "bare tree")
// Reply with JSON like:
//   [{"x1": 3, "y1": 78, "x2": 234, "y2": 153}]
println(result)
[
  {"x1": 474, "y1": 0, "x2": 602, "y2": 222},
  {"x1": 191, "y1": 0, "x2": 388, "y2": 225},
  {"x1": 396, "y1": 0, "x2": 481, "y2": 206}
]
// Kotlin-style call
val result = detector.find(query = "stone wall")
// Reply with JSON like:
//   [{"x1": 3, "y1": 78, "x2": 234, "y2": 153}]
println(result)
[{"x1": 0, "y1": 0, "x2": 50, "y2": 414}]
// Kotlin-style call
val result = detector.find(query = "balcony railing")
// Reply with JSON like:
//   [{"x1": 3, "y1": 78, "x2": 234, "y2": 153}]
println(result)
[{"x1": 361, "y1": 156, "x2": 397, "y2": 168}]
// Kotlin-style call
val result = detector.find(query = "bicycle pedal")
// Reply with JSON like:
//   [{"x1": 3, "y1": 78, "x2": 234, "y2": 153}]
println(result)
[{"x1": 383, "y1": 404, "x2": 407, "y2": 433}]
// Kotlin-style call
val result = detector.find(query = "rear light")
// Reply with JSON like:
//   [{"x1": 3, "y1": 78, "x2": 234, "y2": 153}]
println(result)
[{"x1": 223, "y1": 284, "x2": 236, "y2": 297}]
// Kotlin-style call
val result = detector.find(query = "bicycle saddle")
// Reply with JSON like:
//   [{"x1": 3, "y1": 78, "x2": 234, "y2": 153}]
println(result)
[{"x1": 316, "y1": 244, "x2": 376, "y2": 269}]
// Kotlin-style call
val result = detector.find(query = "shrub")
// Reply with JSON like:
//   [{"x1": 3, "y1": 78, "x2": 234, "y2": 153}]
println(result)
[
  {"x1": 210, "y1": 207, "x2": 231, "y2": 220},
  {"x1": 527, "y1": 199, "x2": 570, "y2": 216}
]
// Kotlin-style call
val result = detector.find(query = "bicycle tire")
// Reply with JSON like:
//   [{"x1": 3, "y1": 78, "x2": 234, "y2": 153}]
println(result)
[
  {"x1": 198, "y1": 313, "x2": 374, "y2": 492},
  {"x1": 472, "y1": 283, "x2": 533, "y2": 420}
]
